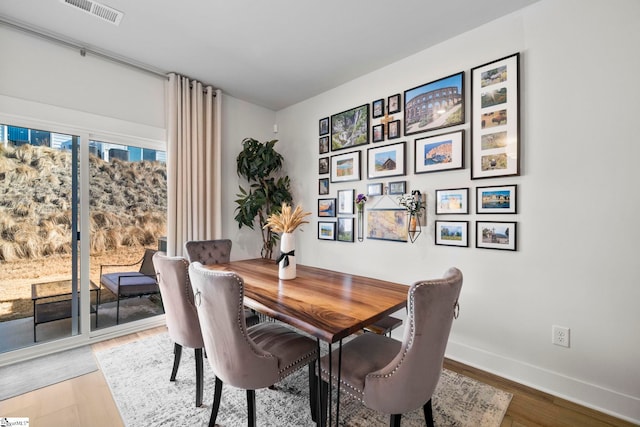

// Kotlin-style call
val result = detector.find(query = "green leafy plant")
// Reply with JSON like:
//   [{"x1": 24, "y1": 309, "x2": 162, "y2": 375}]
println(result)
[{"x1": 234, "y1": 138, "x2": 292, "y2": 259}]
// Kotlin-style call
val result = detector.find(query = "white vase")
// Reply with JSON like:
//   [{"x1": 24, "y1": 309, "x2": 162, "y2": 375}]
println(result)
[{"x1": 278, "y1": 232, "x2": 296, "y2": 280}]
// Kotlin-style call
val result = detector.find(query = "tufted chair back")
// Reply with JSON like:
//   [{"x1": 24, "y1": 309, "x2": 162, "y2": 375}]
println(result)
[{"x1": 184, "y1": 239, "x2": 232, "y2": 265}]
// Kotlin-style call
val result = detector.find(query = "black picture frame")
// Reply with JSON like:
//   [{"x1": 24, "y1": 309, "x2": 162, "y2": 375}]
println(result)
[
  {"x1": 387, "y1": 119, "x2": 400, "y2": 139},
  {"x1": 404, "y1": 71, "x2": 465, "y2": 136},
  {"x1": 337, "y1": 189, "x2": 355, "y2": 215},
  {"x1": 435, "y1": 188, "x2": 469, "y2": 214},
  {"x1": 318, "y1": 178, "x2": 329, "y2": 195},
  {"x1": 337, "y1": 217, "x2": 355, "y2": 242},
  {"x1": 318, "y1": 221, "x2": 336, "y2": 240},
  {"x1": 367, "y1": 141, "x2": 406, "y2": 179},
  {"x1": 330, "y1": 150, "x2": 361, "y2": 183},
  {"x1": 476, "y1": 221, "x2": 517, "y2": 251},
  {"x1": 319, "y1": 136, "x2": 329, "y2": 154},
  {"x1": 387, "y1": 94, "x2": 401, "y2": 114},
  {"x1": 372, "y1": 124, "x2": 384, "y2": 142},
  {"x1": 372, "y1": 98, "x2": 384, "y2": 118},
  {"x1": 388, "y1": 181, "x2": 406, "y2": 195},
  {"x1": 330, "y1": 104, "x2": 370, "y2": 151},
  {"x1": 435, "y1": 220, "x2": 469, "y2": 247},
  {"x1": 367, "y1": 182, "x2": 383, "y2": 196},
  {"x1": 319, "y1": 117, "x2": 329, "y2": 136},
  {"x1": 471, "y1": 53, "x2": 520, "y2": 179},
  {"x1": 319, "y1": 157, "x2": 329, "y2": 174},
  {"x1": 476, "y1": 184, "x2": 517, "y2": 214},
  {"x1": 414, "y1": 130, "x2": 464, "y2": 174},
  {"x1": 318, "y1": 198, "x2": 336, "y2": 217}
]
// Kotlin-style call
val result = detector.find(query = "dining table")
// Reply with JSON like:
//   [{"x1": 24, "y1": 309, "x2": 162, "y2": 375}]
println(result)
[{"x1": 203, "y1": 258, "x2": 409, "y2": 426}]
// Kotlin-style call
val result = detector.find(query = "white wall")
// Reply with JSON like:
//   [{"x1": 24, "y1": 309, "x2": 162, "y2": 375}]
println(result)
[{"x1": 274, "y1": 0, "x2": 640, "y2": 423}]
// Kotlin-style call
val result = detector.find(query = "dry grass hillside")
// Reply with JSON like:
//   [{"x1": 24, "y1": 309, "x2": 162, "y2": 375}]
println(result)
[{"x1": 0, "y1": 143, "x2": 167, "y2": 321}]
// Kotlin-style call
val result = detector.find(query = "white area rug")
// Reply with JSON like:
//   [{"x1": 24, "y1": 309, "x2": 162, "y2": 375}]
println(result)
[{"x1": 95, "y1": 332, "x2": 512, "y2": 426}]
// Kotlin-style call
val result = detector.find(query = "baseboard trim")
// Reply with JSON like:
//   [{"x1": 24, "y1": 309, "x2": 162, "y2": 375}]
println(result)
[{"x1": 445, "y1": 340, "x2": 640, "y2": 424}]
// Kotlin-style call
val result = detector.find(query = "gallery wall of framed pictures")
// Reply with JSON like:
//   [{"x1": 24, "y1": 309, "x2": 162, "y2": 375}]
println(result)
[{"x1": 315, "y1": 52, "x2": 521, "y2": 249}]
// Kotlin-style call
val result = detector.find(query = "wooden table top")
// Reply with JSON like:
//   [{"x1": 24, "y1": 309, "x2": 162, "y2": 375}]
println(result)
[{"x1": 203, "y1": 258, "x2": 408, "y2": 343}]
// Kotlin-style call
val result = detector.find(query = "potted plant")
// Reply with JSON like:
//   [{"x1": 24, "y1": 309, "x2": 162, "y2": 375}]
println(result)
[{"x1": 234, "y1": 138, "x2": 293, "y2": 259}]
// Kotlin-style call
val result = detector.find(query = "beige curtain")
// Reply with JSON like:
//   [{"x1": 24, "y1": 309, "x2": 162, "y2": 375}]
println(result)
[{"x1": 166, "y1": 73, "x2": 222, "y2": 256}]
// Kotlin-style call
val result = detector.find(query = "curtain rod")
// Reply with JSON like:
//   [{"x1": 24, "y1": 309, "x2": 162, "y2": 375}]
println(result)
[{"x1": 0, "y1": 16, "x2": 167, "y2": 79}]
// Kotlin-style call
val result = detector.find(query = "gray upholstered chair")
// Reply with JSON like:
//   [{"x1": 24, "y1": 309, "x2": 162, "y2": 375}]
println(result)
[
  {"x1": 152, "y1": 253, "x2": 205, "y2": 407},
  {"x1": 188, "y1": 262, "x2": 319, "y2": 427},
  {"x1": 99, "y1": 248, "x2": 161, "y2": 324},
  {"x1": 184, "y1": 239, "x2": 260, "y2": 327},
  {"x1": 320, "y1": 267, "x2": 463, "y2": 427}
]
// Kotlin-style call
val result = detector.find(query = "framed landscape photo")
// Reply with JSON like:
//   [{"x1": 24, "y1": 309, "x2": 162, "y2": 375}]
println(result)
[
  {"x1": 435, "y1": 188, "x2": 469, "y2": 214},
  {"x1": 319, "y1": 157, "x2": 329, "y2": 174},
  {"x1": 330, "y1": 150, "x2": 361, "y2": 183},
  {"x1": 388, "y1": 93, "x2": 401, "y2": 114},
  {"x1": 318, "y1": 198, "x2": 336, "y2": 217},
  {"x1": 435, "y1": 220, "x2": 469, "y2": 247},
  {"x1": 388, "y1": 120, "x2": 400, "y2": 139},
  {"x1": 414, "y1": 130, "x2": 464, "y2": 174},
  {"x1": 319, "y1": 136, "x2": 329, "y2": 154},
  {"x1": 367, "y1": 182, "x2": 383, "y2": 196},
  {"x1": 367, "y1": 209, "x2": 408, "y2": 242},
  {"x1": 477, "y1": 184, "x2": 517, "y2": 214},
  {"x1": 372, "y1": 124, "x2": 384, "y2": 142},
  {"x1": 337, "y1": 189, "x2": 355, "y2": 215},
  {"x1": 404, "y1": 71, "x2": 465, "y2": 136},
  {"x1": 318, "y1": 178, "x2": 329, "y2": 195},
  {"x1": 318, "y1": 221, "x2": 336, "y2": 240},
  {"x1": 476, "y1": 221, "x2": 517, "y2": 251},
  {"x1": 471, "y1": 53, "x2": 520, "y2": 179},
  {"x1": 331, "y1": 104, "x2": 369, "y2": 151},
  {"x1": 337, "y1": 217, "x2": 355, "y2": 242},
  {"x1": 319, "y1": 117, "x2": 329, "y2": 136},
  {"x1": 388, "y1": 180, "x2": 406, "y2": 195},
  {"x1": 367, "y1": 141, "x2": 406, "y2": 179},
  {"x1": 372, "y1": 98, "x2": 384, "y2": 118}
]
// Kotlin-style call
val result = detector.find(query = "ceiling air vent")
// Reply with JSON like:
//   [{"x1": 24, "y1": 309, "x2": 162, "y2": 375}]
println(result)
[{"x1": 60, "y1": 0, "x2": 124, "y2": 26}]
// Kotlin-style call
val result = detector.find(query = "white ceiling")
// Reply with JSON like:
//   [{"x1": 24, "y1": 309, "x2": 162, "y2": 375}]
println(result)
[{"x1": 0, "y1": 0, "x2": 539, "y2": 111}]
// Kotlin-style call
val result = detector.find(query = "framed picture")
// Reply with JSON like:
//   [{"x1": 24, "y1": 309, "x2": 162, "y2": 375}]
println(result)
[
  {"x1": 435, "y1": 221, "x2": 469, "y2": 247},
  {"x1": 388, "y1": 180, "x2": 406, "y2": 195},
  {"x1": 367, "y1": 209, "x2": 408, "y2": 242},
  {"x1": 476, "y1": 221, "x2": 517, "y2": 251},
  {"x1": 387, "y1": 120, "x2": 400, "y2": 139},
  {"x1": 330, "y1": 150, "x2": 361, "y2": 183},
  {"x1": 471, "y1": 53, "x2": 520, "y2": 179},
  {"x1": 337, "y1": 189, "x2": 355, "y2": 215},
  {"x1": 414, "y1": 130, "x2": 464, "y2": 174},
  {"x1": 319, "y1": 136, "x2": 329, "y2": 154},
  {"x1": 367, "y1": 141, "x2": 406, "y2": 179},
  {"x1": 318, "y1": 221, "x2": 336, "y2": 240},
  {"x1": 404, "y1": 71, "x2": 465, "y2": 136},
  {"x1": 318, "y1": 198, "x2": 336, "y2": 217},
  {"x1": 337, "y1": 217, "x2": 355, "y2": 242},
  {"x1": 318, "y1": 178, "x2": 329, "y2": 195},
  {"x1": 372, "y1": 98, "x2": 384, "y2": 118},
  {"x1": 367, "y1": 182, "x2": 383, "y2": 196},
  {"x1": 387, "y1": 94, "x2": 401, "y2": 114},
  {"x1": 319, "y1": 157, "x2": 329, "y2": 174},
  {"x1": 319, "y1": 117, "x2": 329, "y2": 136},
  {"x1": 372, "y1": 124, "x2": 384, "y2": 142},
  {"x1": 476, "y1": 184, "x2": 517, "y2": 214},
  {"x1": 435, "y1": 188, "x2": 469, "y2": 214},
  {"x1": 331, "y1": 104, "x2": 369, "y2": 151}
]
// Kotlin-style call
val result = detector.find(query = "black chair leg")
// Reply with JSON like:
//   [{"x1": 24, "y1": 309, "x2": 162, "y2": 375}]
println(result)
[
  {"x1": 424, "y1": 398, "x2": 434, "y2": 427},
  {"x1": 209, "y1": 377, "x2": 223, "y2": 427},
  {"x1": 390, "y1": 413, "x2": 401, "y2": 427},
  {"x1": 195, "y1": 348, "x2": 204, "y2": 407},
  {"x1": 170, "y1": 343, "x2": 182, "y2": 381},
  {"x1": 247, "y1": 389, "x2": 256, "y2": 427}
]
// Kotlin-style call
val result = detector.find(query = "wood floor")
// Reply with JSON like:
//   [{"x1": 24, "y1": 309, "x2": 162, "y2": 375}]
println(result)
[{"x1": 0, "y1": 326, "x2": 635, "y2": 427}]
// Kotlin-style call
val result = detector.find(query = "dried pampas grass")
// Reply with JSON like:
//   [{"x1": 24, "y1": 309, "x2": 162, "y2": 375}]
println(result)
[{"x1": 264, "y1": 203, "x2": 311, "y2": 234}]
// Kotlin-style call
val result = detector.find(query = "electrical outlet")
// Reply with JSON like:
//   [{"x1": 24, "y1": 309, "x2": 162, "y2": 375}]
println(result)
[{"x1": 552, "y1": 325, "x2": 570, "y2": 348}]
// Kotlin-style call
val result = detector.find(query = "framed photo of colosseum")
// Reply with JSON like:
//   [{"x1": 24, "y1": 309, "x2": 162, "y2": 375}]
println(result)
[
  {"x1": 471, "y1": 53, "x2": 520, "y2": 179},
  {"x1": 404, "y1": 71, "x2": 465, "y2": 136},
  {"x1": 414, "y1": 130, "x2": 464, "y2": 174}
]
